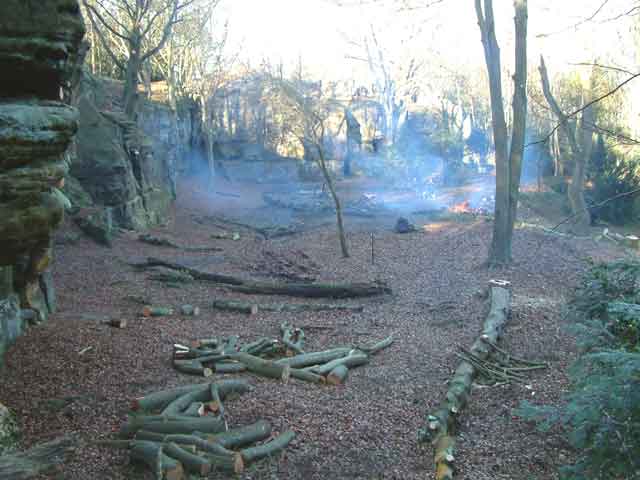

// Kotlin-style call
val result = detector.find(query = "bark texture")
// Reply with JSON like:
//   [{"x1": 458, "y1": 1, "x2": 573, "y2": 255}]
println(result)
[
  {"x1": 418, "y1": 286, "x2": 511, "y2": 480},
  {"x1": 475, "y1": 0, "x2": 528, "y2": 265}
]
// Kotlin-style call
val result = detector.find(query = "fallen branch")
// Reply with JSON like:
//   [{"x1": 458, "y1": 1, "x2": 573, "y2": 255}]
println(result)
[
  {"x1": 418, "y1": 285, "x2": 511, "y2": 480},
  {"x1": 139, "y1": 258, "x2": 390, "y2": 298},
  {"x1": 211, "y1": 299, "x2": 364, "y2": 314},
  {"x1": 229, "y1": 281, "x2": 391, "y2": 299}
]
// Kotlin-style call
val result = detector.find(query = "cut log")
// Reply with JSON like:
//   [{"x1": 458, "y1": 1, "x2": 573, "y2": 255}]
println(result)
[
  {"x1": 172, "y1": 360, "x2": 213, "y2": 377},
  {"x1": 0, "y1": 436, "x2": 76, "y2": 480},
  {"x1": 183, "y1": 402, "x2": 205, "y2": 417},
  {"x1": 213, "y1": 362, "x2": 246, "y2": 374},
  {"x1": 163, "y1": 443, "x2": 211, "y2": 476},
  {"x1": 129, "y1": 441, "x2": 164, "y2": 480},
  {"x1": 230, "y1": 281, "x2": 391, "y2": 299},
  {"x1": 327, "y1": 365, "x2": 349, "y2": 385},
  {"x1": 190, "y1": 338, "x2": 219, "y2": 349},
  {"x1": 211, "y1": 299, "x2": 364, "y2": 314},
  {"x1": 131, "y1": 383, "x2": 211, "y2": 412},
  {"x1": 120, "y1": 415, "x2": 226, "y2": 438},
  {"x1": 310, "y1": 352, "x2": 369, "y2": 376},
  {"x1": 134, "y1": 433, "x2": 233, "y2": 460},
  {"x1": 275, "y1": 348, "x2": 350, "y2": 369},
  {"x1": 240, "y1": 430, "x2": 295, "y2": 464},
  {"x1": 142, "y1": 306, "x2": 174, "y2": 317},
  {"x1": 199, "y1": 420, "x2": 272, "y2": 450},
  {"x1": 162, "y1": 385, "x2": 211, "y2": 415},
  {"x1": 417, "y1": 286, "x2": 511, "y2": 480},
  {"x1": 230, "y1": 352, "x2": 324, "y2": 383},
  {"x1": 179, "y1": 305, "x2": 200, "y2": 316}
]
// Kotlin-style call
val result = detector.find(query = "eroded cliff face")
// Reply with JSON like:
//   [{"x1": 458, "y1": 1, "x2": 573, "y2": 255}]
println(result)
[
  {"x1": 0, "y1": 0, "x2": 84, "y2": 361},
  {"x1": 64, "y1": 74, "x2": 176, "y2": 241}
]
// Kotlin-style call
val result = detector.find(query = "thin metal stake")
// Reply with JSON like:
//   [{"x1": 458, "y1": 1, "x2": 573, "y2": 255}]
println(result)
[{"x1": 371, "y1": 232, "x2": 375, "y2": 264}]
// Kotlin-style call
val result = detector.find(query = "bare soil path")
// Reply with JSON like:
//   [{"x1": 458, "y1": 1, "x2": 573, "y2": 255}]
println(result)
[{"x1": 0, "y1": 178, "x2": 628, "y2": 480}]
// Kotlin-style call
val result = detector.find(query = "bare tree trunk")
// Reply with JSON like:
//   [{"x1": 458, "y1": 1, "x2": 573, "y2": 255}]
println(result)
[
  {"x1": 317, "y1": 145, "x2": 349, "y2": 258},
  {"x1": 507, "y1": 0, "x2": 528, "y2": 238},
  {"x1": 569, "y1": 104, "x2": 593, "y2": 227},
  {"x1": 123, "y1": 35, "x2": 142, "y2": 118},
  {"x1": 552, "y1": 129, "x2": 562, "y2": 176},
  {"x1": 539, "y1": 56, "x2": 591, "y2": 229},
  {"x1": 200, "y1": 99, "x2": 215, "y2": 187},
  {"x1": 476, "y1": 0, "x2": 528, "y2": 265}
]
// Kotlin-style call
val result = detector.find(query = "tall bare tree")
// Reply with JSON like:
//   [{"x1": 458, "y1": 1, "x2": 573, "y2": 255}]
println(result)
[
  {"x1": 82, "y1": 0, "x2": 196, "y2": 118},
  {"x1": 475, "y1": 0, "x2": 528, "y2": 265},
  {"x1": 539, "y1": 57, "x2": 593, "y2": 230},
  {"x1": 274, "y1": 79, "x2": 350, "y2": 258}
]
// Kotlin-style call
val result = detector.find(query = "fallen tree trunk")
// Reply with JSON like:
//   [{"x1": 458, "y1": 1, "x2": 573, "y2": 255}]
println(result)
[
  {"x1": 418, "y1": 285, "x2": 511, "y2": 480},
  {"x1": 141, "y1": 258, "x2": 390, "y2": 298},
  {"x1": 142, "y1": 258, "x2": 245, "y2": 285},
  {"x1": 0, "y1": 436, "x2": 76, "y2": 480},
  {"x1": 229, "y1": 281, "x2": 391, "y2": 299},
  {"x1": 211, "y1": 299, "x2": 364, "y2": 314}
]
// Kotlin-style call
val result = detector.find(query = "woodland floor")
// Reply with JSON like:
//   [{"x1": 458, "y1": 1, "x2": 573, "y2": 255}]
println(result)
[{"x1": 0, "y1": 176, "x2": 634, "y2": 480}]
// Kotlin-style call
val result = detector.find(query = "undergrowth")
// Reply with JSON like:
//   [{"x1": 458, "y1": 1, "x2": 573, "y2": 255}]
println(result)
[{"x1": 516, "y1": 260, "x2": 640, "y2": 480}]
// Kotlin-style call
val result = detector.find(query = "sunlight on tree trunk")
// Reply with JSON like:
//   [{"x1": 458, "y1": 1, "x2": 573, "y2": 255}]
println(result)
[{"x1": 539, "y1": 56, "x2": 592, "y2": 231}]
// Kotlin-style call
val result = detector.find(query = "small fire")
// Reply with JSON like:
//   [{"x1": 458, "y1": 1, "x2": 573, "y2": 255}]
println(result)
[{"x1": 450, "y1": 200, "x2": 472, "y2": 214}]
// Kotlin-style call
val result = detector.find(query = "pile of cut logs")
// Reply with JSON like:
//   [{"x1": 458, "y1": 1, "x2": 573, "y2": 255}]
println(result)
[
  {"x1": 99, "y1": 380, "x2": 294, "y2": 479},
  {"x1": 173, "y1": 322, "x2": 393, "y2": 386}
]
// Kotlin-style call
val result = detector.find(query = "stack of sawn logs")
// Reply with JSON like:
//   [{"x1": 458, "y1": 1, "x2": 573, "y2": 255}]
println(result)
[
  {"x1": 173, "y1": 322, "x2": 394, "y2": 386},
  {"x1": 103, "y1": 379, "x2": 295, "y2": 479}
]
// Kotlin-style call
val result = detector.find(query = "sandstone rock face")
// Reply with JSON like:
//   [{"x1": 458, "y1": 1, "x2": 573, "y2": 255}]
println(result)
[
  {"x1": 0, "y1": 0, "x2": 84, "y2": 364},
  {"x1": 68, "y1": 74, "x2": 175, "y2": 231}
]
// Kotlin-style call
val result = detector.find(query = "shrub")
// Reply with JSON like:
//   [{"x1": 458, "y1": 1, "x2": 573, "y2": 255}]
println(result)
[{"x1": 516, "y1": 261, "x2": 640, "y2": 479}]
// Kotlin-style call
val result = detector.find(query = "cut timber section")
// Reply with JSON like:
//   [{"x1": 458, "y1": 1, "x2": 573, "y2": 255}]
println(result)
[
  {"x1": 418, "y1": 285, "x2": 511, "y2": 480},
  {"x1": 139, "y1": 257, "x2": 391, "y2": 298},
  {"x1": 101, "y1": 380, "x2": 294, "y2": 479}
]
